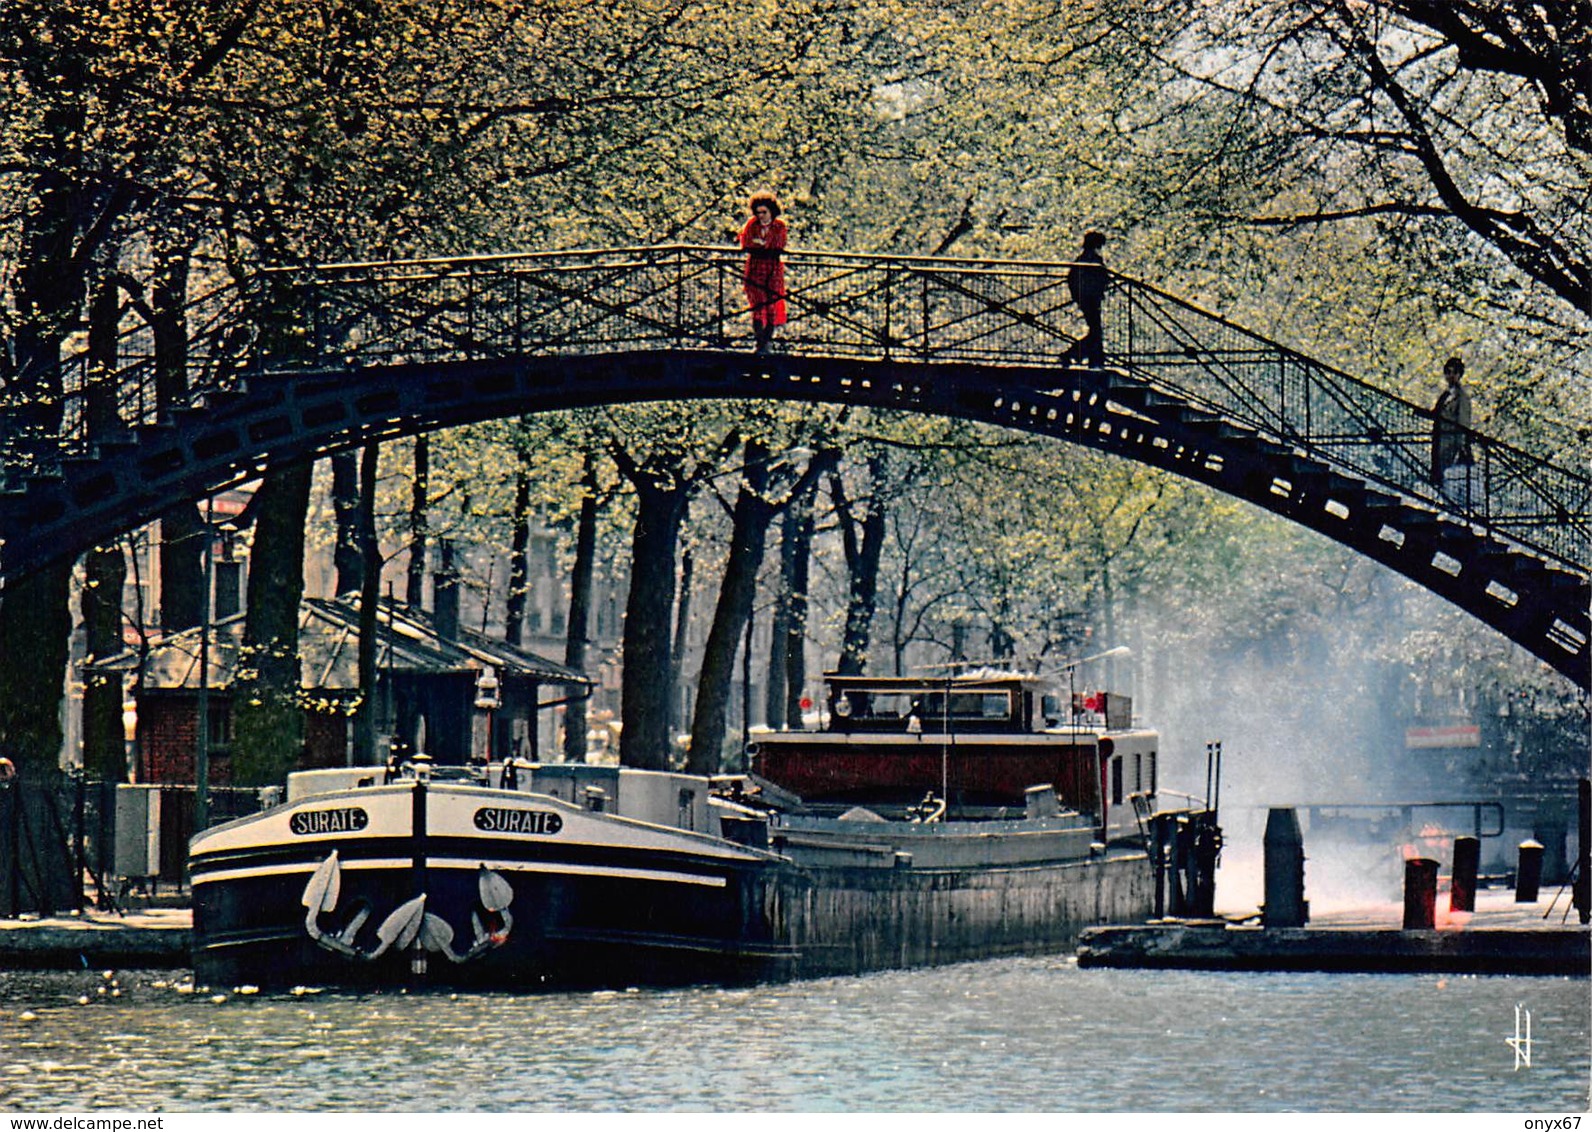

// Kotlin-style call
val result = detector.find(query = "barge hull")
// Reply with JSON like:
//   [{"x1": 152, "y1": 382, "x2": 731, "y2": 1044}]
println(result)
[
  {"x1": 780, "y1": 853, "x2": 1153, "y2": 979},
  {"x1": 194, "y1": 845, "x2": 1155, "y2": 989}
]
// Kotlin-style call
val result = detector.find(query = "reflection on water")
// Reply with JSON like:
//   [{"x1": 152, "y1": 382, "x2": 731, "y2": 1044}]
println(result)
[{"x1": 0, "y1": 960, "x2": 1585, "y2": 1112}]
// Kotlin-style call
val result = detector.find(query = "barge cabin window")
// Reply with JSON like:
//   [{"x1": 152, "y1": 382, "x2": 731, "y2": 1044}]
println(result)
[{"x1": 831, "y1": 686, "x2": 1016, "y2": 732}]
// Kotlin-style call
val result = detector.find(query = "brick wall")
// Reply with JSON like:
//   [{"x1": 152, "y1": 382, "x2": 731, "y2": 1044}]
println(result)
[
  {"x1": 303, "y1": 708, "x2": 349, "y2": 768},
  {"x1": 137, "y1": 691, "x2": 233, "y2": 785}
]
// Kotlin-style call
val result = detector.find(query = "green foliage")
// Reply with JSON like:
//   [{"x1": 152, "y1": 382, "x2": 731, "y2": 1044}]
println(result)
[{"x1": 1, "y1": 0, "x2": 1582, "y2": 783}]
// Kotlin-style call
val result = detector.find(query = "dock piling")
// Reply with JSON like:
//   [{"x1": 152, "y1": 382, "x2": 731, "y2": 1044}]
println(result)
[
  {"x1": 1403, "y1": 858, "x2": 1438, "y2": 929},
  {"x1": 1262, "y1": 807, "x2": 1308, "y2": 928},
  {"x1": 1450, "y1": 836, "x2": 1479, "y2": 913},
  {"x1": 1515, "y1": 840, "x2": 1543, "y2": 903}
]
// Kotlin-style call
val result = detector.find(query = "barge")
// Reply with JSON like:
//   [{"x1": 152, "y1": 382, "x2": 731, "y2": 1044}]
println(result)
[{"x1": 189, "y1": 669, "x2": 1220, "y2": 988}]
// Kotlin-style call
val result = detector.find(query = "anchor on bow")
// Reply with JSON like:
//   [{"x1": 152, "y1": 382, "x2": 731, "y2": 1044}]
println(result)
[
  {"x1": 418, "y1": 865, "x2": 516, "y2": 963},
  {"x1": 300, "y1": 853, "x2": 515, "y2": 963}
]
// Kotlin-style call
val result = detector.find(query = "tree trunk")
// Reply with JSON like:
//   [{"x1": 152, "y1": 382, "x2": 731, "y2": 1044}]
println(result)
[
  {"x1": 0, "y1": 569, "x2": 73, "y2": 777},
  {"x1": 0, "y1": 92, "x2": 88, "y2": 789},
  {"x1": 331, "y1": 451, "x2": 363, "y2": 596},
  {"x1": 406, "y1": 434, "x2": 430, "y2": 607},
  {"x1": 618, "y1": 475, "x2": 690, "y2": 770},
  {"x1": 505, "y1": 464, "x2": 532, "y2": 647},
  {"x1": 157, "y1": 504, "x2": 205, "y2": 632},
  {"x1": 562, "y1": 453, "x2": 599, "y2": 764},
  {"x1": 765, "y1": 535, "x2": 790, "y2": 732},
  {"x1": 782, "y1": 474, "x2": 819, "y2": 726},
  {"x1": 669, "y1": 547, "x2": 695, "y2": 737},
  {"x1": 84, "y1": 272, "x2": 121, "y2": 436},
  {"x1": 832, "y1": 453, "x2": 887, "y2": 676},
  {"x1": 232, "y1": 464, "x2": 313, "y2": 786},
  {"x1": 81, "y1": 545, "x2": 128, "y2": 781},
  {"x1": 150, "y1": 237, "x2": 189, "y2": 407},
  {"x1": 151, "y1": 242, "x2": 206, "y2": 632},
  {"x1": 354, "y1": 443, "x2": 381, "y2": 766},
  {"x1": 687, "y1": 440, "x2": 775, "y2": 774},
  {"x1": 81, "y1": 268, "x2": 130, "y2": 780}
]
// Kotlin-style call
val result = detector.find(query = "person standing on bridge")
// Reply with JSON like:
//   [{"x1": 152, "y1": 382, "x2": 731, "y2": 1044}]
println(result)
[
  {"x1": 740, "y1": 192, "x2": 788, "y2": 354},
  {"x1": 1431, "y1": 355, "x2": 1474, "y2": 503},
  {"x1": 1064, "y1": 231, "x2": 1108, "y2": 369}
]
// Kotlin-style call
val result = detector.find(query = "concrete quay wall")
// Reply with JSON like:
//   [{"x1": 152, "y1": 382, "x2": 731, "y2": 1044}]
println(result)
[
  {"x1": 0, "y1": 911, "x2": 191, "y2": 970},
  {"x1": 1076, "y1": 922, "x2": 1590, "y2": 976}
]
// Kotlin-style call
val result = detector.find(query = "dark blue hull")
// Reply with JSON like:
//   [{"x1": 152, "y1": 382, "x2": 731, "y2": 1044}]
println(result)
[
  {"x1": 194, "y1": 858, "x2": 791, "y2": 990},
  {"x1": 190, "y1": 781, "x2": 1155, "y2": 990}
]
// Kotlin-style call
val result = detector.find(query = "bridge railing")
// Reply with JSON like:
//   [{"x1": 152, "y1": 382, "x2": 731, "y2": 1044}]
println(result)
[
  {"x1": 11, "y1": 244, "x2": 1590, "y2": 573},
  {"x1": 40, "y1": 283, "x2": 252, "y2": 444},
  {"x1": 248, "y1": 245, "x2": 1087, "y2": 366},
  {"x1": 1111, "y1": 281, "x2": 1592, "y2": 571}
]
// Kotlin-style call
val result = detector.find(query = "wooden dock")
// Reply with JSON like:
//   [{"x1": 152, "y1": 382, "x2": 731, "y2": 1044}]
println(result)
[{"x1": 1077, "y1": 889, "x2": 1590, "y2": 976}]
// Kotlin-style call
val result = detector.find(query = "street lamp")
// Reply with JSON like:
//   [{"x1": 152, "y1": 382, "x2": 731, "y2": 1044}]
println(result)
[
  {"x1": 196, "y1": 496, "x2": 215, "y2": 832},
  {"x1": 474, "y1": 665, "x2": 501, "y2": 764},
  {"x1": 121, "y1": 699, "x2": 139, "y2": 772},
  {"x1": 195, "y1": 500, "x2": 238, "y2": 833}
]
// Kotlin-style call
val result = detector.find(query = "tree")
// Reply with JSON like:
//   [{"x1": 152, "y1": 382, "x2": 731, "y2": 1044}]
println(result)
[
  {"x1": 605, "y1": 408, "x2": 740, "y2": 768},
  {"x1": 685, "y1": 438, "x2": 776, "y2": 773},
  {"x1": 1076, "y1": 2, "x2": 1589, "y2": 406},
  {"x1": 561, "y1": 451, "x2": 605, "y2": 764},
  {"x1": 80, "y1": 281, "x2": 130, "y2": 781},
  {"x1": 1245, "y1": 1, "x2": 1589, "y2": 313},
  {"x1": 766, "y1": 449, "x2": 838, "y2": 727},
  {"x1": 406, "y1": 436, "x2": 430, "y2": 608},
  {"x1": 231, "y1": 463, "x2": 314, "y2": 786},
  {"x1": 0, "y1": 1, "x2": 97, "y2": 781},
  {"x1": 686, "y1": 437, "x2": 827, "y2": 773},
  {"x1": 330, "y1": 452, "x2": 364, "y2": 597},
  {"x1": 353, "y1": 443, "x2": 382, "y2": 766},
  {"x1": 151, "y1": 229, "x2": 206, "y2": 632},
  {"x1": 504, "y1": 460, "x2": 533, "y2": 649},
  {"x1": 830, "y1": 450, "x2": 891, "y2": 675},
  {"x1": 5, "y1": 0, "x2": 1582, "y2": 800}
]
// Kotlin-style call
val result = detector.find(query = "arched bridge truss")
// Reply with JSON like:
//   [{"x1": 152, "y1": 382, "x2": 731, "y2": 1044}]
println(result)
[{"x1": 4, "y1": 245, "x2": 1588, "y2": 686}]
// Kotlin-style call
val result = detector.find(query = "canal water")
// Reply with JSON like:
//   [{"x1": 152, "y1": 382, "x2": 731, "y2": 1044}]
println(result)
[{"x1": 0, "y1": 959, "x2": 1584, "y2": 1112}]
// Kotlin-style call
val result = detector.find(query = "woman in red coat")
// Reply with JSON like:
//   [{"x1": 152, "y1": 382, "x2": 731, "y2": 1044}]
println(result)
[{"x1": 739, "y1": 192, "x2": 788, "y2": 353}]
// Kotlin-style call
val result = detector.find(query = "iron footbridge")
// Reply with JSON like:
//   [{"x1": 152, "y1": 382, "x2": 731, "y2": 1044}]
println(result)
[{"x1": 2, "y1": 245, "x2": 1587, "y2": 684}]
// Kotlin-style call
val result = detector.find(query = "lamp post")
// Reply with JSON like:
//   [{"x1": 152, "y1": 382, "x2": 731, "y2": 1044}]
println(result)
[
  {"x1": 195, "y1": 496, "x2": 215, "y2": 832},
  {"x1": 474, "y1": 665, "x2": 501, "y2": 764},
  {"x1": 121, "y1": 699, "x2": 138, "y2": 774}
]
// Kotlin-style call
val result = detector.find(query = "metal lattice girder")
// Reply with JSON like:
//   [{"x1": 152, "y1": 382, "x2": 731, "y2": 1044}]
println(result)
[{"x1": 1, "y1": 245, "x2": 1587, "y2": 685}]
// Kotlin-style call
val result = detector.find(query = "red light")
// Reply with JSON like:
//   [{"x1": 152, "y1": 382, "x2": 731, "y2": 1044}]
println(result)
[
  {"x1": 799, "y1": 697, "x2": 812, "y2": 711},
  {"x1": 1083, "y1": 692, "x2": 1105, "y2": 713}
]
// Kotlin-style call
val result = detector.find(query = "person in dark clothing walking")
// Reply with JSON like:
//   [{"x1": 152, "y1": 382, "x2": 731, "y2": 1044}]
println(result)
[{"x1": 1064, "y1": 231, "x2": 1108, "y2": 368}]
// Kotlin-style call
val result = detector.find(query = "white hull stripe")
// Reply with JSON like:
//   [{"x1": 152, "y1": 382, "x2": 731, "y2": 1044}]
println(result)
[{"x1": 192, "y1": 856, "x2": 728, "y2": 889}]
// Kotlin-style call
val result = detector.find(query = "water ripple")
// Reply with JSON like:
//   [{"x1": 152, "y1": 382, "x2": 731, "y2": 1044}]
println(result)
[{"x1": 0, "y1": 961, "x2": 1584, "y2": 1111}]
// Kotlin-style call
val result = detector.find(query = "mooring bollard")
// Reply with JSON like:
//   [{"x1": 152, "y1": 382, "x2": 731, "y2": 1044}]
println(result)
[
  {"x1": 1262, "y1": 807, "x2": 1308, "y2": 928},
  {"x1": 1403, "y1": 857, "x2": 1438, "y2": 929},
  {"x1": 1515, "y1": 840, "x2": 1544, "y2": 903},
  {"x1": 1450, "y1": 835, "x2": 1479, "y2": 913}
]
